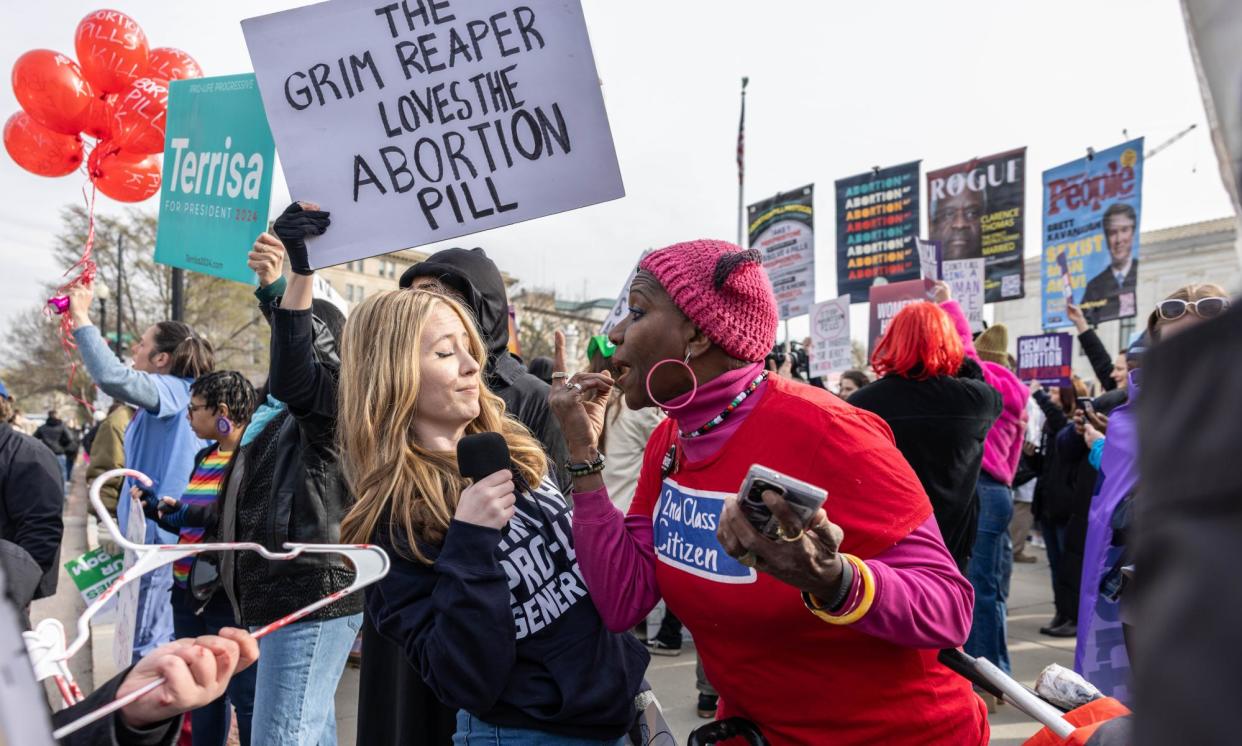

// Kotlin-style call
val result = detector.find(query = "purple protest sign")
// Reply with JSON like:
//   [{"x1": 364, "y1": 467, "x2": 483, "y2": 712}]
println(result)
[{"x1": 1017, "y1": 333, "x2": 1073, "y2": 387}]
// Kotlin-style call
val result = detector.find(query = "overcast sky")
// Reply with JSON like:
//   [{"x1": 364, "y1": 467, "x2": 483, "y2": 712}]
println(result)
[{"x1": 0, "y1": 0, "x2": 1231, "y2": 342}]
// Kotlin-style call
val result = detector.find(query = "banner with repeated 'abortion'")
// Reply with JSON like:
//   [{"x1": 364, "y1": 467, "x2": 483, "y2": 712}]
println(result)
[{"x1": 836, "y1": 161, "x2": 921, "y2": 303}]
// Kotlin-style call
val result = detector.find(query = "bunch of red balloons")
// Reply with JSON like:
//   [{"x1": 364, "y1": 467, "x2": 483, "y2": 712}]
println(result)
[{"x1": 5, "y1": 9, "x2": 202, "y2": 202}]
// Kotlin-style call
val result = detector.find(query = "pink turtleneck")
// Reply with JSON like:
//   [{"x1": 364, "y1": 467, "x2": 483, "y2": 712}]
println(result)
[{"x1": 571, "y1": 365, "x2": 971, "y2": 648}]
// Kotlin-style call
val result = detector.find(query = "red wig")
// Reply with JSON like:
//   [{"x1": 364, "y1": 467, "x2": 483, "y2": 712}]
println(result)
[{"x1": 871, "y1": 302, "x2": 964, "y2": 381}]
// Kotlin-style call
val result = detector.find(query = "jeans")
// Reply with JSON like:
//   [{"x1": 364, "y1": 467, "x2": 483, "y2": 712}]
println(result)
[
  {"x1": 1042, "y1": 521, "x2": 1072, "y2": 622},
  {"x1": 171, "y1": 589, "x2": 256, "y2": 746},
  {"x1": 132, "y1": 564, "x2": 175, "y2": 661},
  {"x1": 965, "y1": 473, "x2": 1014, "y2": 674},
  {"x1": 55, "y1": 454, "x2": 70, "y2": 483},
  {"x1": 452, "y1": 711, "x2": 626, "y2": 745},
  {"x1": 250, "y1": 613, "x2": 362, "y2": 746}
]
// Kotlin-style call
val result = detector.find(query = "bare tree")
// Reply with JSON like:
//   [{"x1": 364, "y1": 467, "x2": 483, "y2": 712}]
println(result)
[{"x1": 2, "y1": 205, "x2": 271, "y2": 416}]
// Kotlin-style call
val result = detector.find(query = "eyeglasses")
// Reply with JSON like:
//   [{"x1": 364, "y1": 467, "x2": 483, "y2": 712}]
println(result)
[
  {"x1": 186, "y1": 404, "x2": 211, "y2": 414},
  {"x1": 1156, "y1": 296, "x2": 1230, "y2": 322}
]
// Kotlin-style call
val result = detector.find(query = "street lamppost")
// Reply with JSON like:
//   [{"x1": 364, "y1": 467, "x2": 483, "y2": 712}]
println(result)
[{"x1": 94, "y1": 282, "x2": 110, "y2": 354}]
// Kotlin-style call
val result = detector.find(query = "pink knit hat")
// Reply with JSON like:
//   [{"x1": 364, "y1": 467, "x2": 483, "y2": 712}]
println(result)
[{"x1": 638, "y1": 239, "x2": 778, "y2": 362}]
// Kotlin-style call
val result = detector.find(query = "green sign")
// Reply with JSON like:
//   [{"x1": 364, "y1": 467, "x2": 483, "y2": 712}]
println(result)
[
  {"x1": 64, "y1": 547, "x2": 124, "y2": 603},
  {"x1": 154, "y1": 74, "x2": 275, "y2": 284}
]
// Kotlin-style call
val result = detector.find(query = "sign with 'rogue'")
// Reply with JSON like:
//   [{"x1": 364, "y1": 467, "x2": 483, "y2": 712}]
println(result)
[{"x1": 242, "y1": 0, "x2": 624, "y2": 268}]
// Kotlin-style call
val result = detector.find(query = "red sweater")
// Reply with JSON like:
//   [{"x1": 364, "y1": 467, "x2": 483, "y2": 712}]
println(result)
[{"x1": 629, "y1": 376, "x2": 987, "y2": 745}]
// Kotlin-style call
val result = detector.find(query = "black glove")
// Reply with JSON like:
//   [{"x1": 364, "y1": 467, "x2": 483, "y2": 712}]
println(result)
[
  {"x1": 137, "y1": 488, "x2": 161, "y2": 522},
  {"x1": 272, "y1": 202, "x2": 331, "y2": 275}
]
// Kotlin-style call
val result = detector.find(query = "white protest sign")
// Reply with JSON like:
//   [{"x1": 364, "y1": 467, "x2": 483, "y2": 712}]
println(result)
[
  {"x1": 112, "y1": 495, "x2": 147, "y2": 669},
  {"x1": 916, "y1": 238, "x2": 941, "y2": 281},
  {"x1": 599, "y1": 249, "x2": 651, "y2": 336},
  {"x1": 943, "y1": 257, "x2": 985, "y2": 332},
  {"x1": 242, "y1": 0, "x2": 623, "y2": 268},
  {"x1": 809, "y1": 295, "x2": 852, "y2": 378}
]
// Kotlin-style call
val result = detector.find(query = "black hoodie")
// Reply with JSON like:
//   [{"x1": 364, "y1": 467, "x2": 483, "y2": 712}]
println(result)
[
  {"x1": 399, "y1": 247, "x2": 570, "y2": 488},
  {"x1": 33, "y1": 416, "x2": 75, "y2": 457}
]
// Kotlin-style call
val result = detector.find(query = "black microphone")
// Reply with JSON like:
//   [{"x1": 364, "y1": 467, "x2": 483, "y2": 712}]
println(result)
[{"x1": 456, "y1": 432, "x2": 511, "y2": 482}]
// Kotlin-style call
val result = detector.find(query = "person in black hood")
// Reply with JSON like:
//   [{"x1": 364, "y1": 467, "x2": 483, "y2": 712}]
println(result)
[{"x1": 399, "y1": 248, "x2": 571, "y2": 488}]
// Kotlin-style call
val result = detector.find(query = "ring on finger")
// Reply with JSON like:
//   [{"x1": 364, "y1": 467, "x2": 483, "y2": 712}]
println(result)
[
  {"x1": 568, "y1": 382, "x2": 583, "y2": 392},
  {"x1": 551, "y1": 372, "x2": 569, "y2": 380},
  {"x1": 776, "y1": 525, "x2": 805, "y2": 543}
]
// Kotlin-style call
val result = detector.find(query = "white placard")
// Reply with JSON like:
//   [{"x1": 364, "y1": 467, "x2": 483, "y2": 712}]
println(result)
[
  {"x1": 112, "y1": 495, "x2": 147, "y2": 669},
  {"x1": 809, "y1": 295, "x2": 852, "y2": 378},
  {"x1": 916, "y1": 237, "x2": 941, "y2": 281},
  {"x1": 943, "y1": 257, "x2": 985, "y2": 332},
  {"x1": 242, "y1": 0, "x2": 624, "y2": 268},
  {"x1": 598, "y1": 250, "x2": 651, "y2": 336}
]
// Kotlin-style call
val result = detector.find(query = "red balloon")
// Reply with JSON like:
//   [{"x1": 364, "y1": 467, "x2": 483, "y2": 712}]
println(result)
[
  {"x1": 11, "y1": 49, "x2": 95, "y2": 135},
  {"x1": 82, "y1": 92, "x2": 119, "y2": 140},
  {"x1": 3, "y1": 111, "x2": 84, "y2": 177},
  {"x1": 111, "y1": 77, "x2": 168, "y2": 155},
  {"x1": 147, "y1": 47, "x2": 202, "y2": 81},
  {"x1": 88, "y1": 140, "x2": 160, "y2": 202},
  {"x1": 74, "y1": 9, "x2": 150, "y2": 94}
]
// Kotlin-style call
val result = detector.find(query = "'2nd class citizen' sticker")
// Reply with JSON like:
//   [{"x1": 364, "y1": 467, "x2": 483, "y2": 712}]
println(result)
[{"x1": 654, "y1": 480, "x2": 756, "y2": 584}]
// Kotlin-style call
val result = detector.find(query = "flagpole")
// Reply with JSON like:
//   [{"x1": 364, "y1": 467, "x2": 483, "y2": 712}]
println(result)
[{"x1": 736, "y1": 76, "x2": 748, "y2": 247}]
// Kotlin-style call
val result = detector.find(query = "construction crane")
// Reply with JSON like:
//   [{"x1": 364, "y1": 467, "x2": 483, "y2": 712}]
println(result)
[{"x1": 1144, "y1": 123, "x2": 1198, "y2": 160}]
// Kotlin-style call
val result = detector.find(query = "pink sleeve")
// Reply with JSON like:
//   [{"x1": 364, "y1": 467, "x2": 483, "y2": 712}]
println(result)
[
  {"x1": 940, "y1": 300, "x2": 979, "y2": 363},
  {"x1": 571, "y1": 486, "x2": 662, "y2": 632},
  {"x1": 848, "y1": 516, "x2": 974, "y2": 648}
]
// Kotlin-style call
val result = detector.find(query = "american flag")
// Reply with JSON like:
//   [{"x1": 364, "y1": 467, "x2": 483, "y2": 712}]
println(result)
[{"x1": 737, "y1": 77, "x2": 748, "y2": 185}]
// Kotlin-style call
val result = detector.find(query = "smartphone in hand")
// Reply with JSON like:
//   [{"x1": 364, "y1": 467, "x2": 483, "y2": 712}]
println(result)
[{"x1": 738, "y1": 464, "x2": 828, "y2": 541}]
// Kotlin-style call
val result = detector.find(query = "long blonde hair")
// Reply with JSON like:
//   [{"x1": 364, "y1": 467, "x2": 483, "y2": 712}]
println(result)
[{"x1": 338, "y1": 289, "x2": 547, "y2": 563}]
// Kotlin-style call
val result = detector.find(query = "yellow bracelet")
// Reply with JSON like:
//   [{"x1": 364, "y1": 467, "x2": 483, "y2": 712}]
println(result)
[{"x1": 803, "y1": 554, "x2": 876, "y2": 626}]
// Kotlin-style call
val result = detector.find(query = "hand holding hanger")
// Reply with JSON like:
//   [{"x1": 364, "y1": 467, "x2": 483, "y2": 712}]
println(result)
[{"x1": 43, "y1": 468, "x2": 391, "y2": 740}]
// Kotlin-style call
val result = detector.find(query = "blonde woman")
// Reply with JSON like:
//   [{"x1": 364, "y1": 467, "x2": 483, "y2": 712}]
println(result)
[
  {"x1": 1078, "y1": 282, "x2": 1230, "y2": 700},
  {"x1": 338, "y1": 290, "x2": 647, "y2": 746}
]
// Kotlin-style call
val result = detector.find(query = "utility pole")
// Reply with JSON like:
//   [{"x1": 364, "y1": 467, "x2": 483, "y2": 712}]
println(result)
[
  {"x1": 171, "y1": 267, "x2": 185, "y2": 322},
  {"x1": 736, "y1": 77, "x2": 748, "y2": 247}
]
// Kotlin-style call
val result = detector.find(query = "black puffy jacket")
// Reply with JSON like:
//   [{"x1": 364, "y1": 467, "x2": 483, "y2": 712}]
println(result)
[{"x1": 221, "y1": 304, "x2": 360, "y2": 626}]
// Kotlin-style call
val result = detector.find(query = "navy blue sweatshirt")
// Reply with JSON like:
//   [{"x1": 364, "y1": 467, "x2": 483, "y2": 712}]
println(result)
[{"x1": 366, "y1": 477, "x2": 648, "y2": 740}]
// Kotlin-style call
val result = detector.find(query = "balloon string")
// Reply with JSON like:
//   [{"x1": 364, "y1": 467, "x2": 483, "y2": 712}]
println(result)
[{"x1": 45, "y1": 182, "x2": 101, "y2": 413}]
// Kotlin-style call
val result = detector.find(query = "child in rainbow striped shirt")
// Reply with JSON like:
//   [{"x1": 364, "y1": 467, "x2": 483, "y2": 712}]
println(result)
[{"x1": 137, "y1": 370, "x2": 259, "y2": 746}]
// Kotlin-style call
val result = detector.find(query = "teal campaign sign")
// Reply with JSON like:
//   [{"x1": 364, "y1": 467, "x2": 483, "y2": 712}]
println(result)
[{"x1": 154, "y1": 74, "x2": 274, "y2": 284}]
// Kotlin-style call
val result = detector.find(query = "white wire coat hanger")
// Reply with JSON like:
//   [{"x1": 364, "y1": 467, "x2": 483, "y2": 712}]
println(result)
[{"x1": 36, "y1": 468, "x2": 391, "y2": 740}]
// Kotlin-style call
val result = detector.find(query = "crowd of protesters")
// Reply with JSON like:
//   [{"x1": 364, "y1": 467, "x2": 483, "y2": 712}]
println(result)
[{"x1": 0, "y1": 194, "x2": 1233, "y2": 744}]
